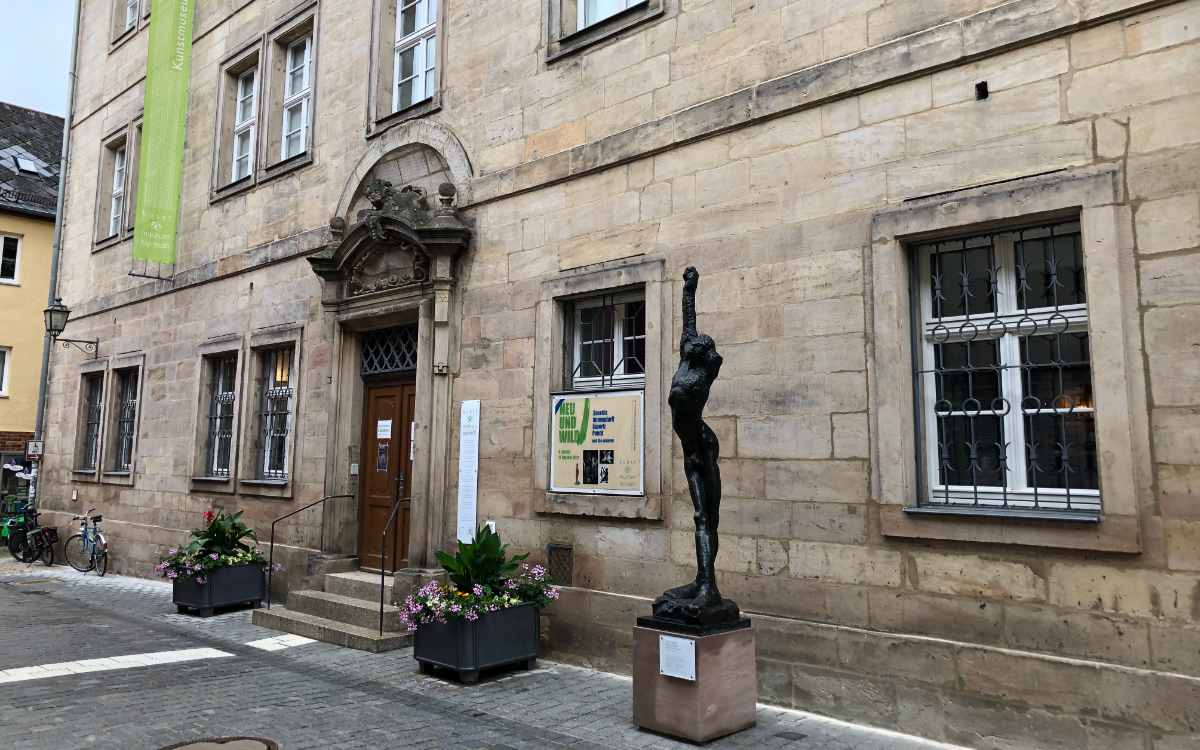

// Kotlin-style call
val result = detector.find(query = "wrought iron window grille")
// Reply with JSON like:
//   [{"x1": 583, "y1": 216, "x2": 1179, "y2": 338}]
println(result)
[
  {"x1": 361, "y1": 325, "x2": 419, "y2": 375},
  {"x1": 205, "y1": 356, "x2": 238, "y2": 477},
  {"x1": 112, "y1": 370, "x2": 139, "y2": 471},
  {"x1": 912, "y1": 220, "x2": 1100, "y2": 517},
  {"x1": 546, "y1": 543, "x2": 574, "y2": 586},
  {"x1": 571, "y1": 293, "x2": 646, "y2": 390},
  {"x1": 79, "y1": 375, "x2": 104, "y2": 470},
  {"x1": 258, "y1": 348, "x2": 294, "y2": 480}
]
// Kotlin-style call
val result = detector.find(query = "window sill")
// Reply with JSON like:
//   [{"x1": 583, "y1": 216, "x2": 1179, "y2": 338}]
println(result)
[
  {"x1": 260, "y1": 151, "x2": 313, "y2": 185},
  {"x1": 109, "y1": 28, "x2": 137, "y2": 54},
  {"x1": 102, "y1": 470, "x2": 131, "y2": 477},
  {"x1": 93, "y1": 233, "x2": 127, "y2": 254},
  {"x1": 0, "y1": 280, "x2": 20, "y2": 287},
  {"x1": 880, "y1": 505, "x2": 1140, "y2": 553},
  {"x1": 192, "y1": 475, "x2": 234, "y2": 482},
  {"x1": 367, "y1": 98, "x2": 441, "y2": 139},
  {"x1": 536, "y1": 491, "x2": 661, "y2": 520},
  {"x1": 72, "y1": 469, "x2": 98, "y2": 483},
  {"x1": 241, "y1": 479, "x2": 289, "y2": 486},
  {"x1": 209, "y1": 174, "x2": 256, "y2": 205},
  {"x1": 547, "y1": 1, "x2": 662, "y2": 63}
]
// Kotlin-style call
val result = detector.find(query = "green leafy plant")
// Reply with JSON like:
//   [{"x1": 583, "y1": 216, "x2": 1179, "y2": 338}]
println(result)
[
  {"x1": 156, "y1": 508, "x2": 270, "y2": 584},
  {"x1": 435, "y1": 525, "x2": 528, "y2": 592}
]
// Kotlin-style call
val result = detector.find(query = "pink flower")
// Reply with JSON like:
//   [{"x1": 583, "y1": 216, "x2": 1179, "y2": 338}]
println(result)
[{"x1": 202, "y1": 509, "x2": 215, "y2": 524}]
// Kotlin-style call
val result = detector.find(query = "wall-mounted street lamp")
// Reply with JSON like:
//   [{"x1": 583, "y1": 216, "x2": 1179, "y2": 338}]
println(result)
[{"x1": 44, "y1": 298, "x2": 98, "y2": 359}]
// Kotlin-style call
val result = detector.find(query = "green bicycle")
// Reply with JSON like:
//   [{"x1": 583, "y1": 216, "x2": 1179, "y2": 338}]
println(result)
[{"x1": 64, "y1": 508, "x2": 108, "y2": 576}]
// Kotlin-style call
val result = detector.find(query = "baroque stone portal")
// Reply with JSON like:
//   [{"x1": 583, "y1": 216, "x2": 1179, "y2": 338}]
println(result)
[{"x1": 645, "y1": 267, "x2": 746, "y2": 633}]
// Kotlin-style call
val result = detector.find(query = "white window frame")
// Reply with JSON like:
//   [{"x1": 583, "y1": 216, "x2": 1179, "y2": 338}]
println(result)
[
  {"x1": 110, "y1": 367, "x2": 140, "y2": 473},
  {"x1": 281, "y1": 36, "x2": 312, "y2": 161},
  {"x1": 232, "y1": 68, "x2": 258, "y2": 181},
  {"x1": 577, "y1": 0, "x2": 638, "y2": 30},
  {"x1": 571, "y1": 291, "x2": 647, "y2": 391},
  {"x1": 0, "y1": 235, "x2": 20, "y2": 285},
  {"x1": 915, "y1": 223, "x2": 1100, "y2": 515},
  {"x1": 124, "y1": 0, "x2": 139, "y2": 31},
  {"x1": 392, "y1": 0, "x2": 438, "y2": 113},
  {"x1": 0, "y1": 347, "x2": 10, "y2": 397},
  {"x1": 109, "y1": 145, "x2": 127, "y2": 238}
]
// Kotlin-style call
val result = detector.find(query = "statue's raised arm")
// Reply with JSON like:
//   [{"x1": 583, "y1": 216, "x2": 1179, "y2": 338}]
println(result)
[{"x1": 681, "y1": 266, "x2": 700, "y2": 346}]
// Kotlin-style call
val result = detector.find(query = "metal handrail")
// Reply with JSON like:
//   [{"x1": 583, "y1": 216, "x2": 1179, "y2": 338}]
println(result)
[
  {"x1": 379, "y1": 496, "x2": 409, "y2": 635},
  {"x1": 267, "y1": 493, "x2": 354, "y2": 609}
]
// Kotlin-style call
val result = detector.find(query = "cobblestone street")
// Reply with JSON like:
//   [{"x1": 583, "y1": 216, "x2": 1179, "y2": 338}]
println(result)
[{"x1": 0, "y1": 557, "x2": 965, "y2": 750}]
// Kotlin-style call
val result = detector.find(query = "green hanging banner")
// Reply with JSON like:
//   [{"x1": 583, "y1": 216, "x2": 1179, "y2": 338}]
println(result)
[{"x1": 132, "y1": 0, "x2": 194, "y2": 265}]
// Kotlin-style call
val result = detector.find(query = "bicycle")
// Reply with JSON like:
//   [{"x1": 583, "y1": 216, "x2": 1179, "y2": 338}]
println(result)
[
  {"x1": 6, "y1": 505, "x2": 56, "y2": 566},
  {"x1": 64, "y1": 508, "x2": 107, "y2": 576}
]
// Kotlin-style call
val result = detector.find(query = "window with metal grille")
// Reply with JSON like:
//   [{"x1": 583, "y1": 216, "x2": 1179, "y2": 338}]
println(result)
[
  {"x1": 205, "y1": 355, "x2": 238, "y2": 477},
  {"x1": 258, "y1": 347, "x2": 294, "y2": 480},
  {"x1": 78, "y1": 373, "x2": 104, "y2": 470},
  {"x1": 913, "y1": 219, "x2": 1099, "y2": 516},
  {"x1": 112, "y1": 368, "x2": 139, "y2": 472},
  {"x1": 361, "y1": 325, "x2": 418, "y2": 375},
  {"x1": 570, "y1": 291, "x2": 646, "y2": 390}
]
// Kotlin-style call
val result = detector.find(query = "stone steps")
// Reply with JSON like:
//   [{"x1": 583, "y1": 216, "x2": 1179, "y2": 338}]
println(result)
[
  {"x1": 324, "y1": 570, "x2": 390, "y2": 602},
  {"x1": 251, "y1": 606, "x2": 411, "y2": 653},
  {"x1": 287, "y1": 589, "x2": 404, "y2": 631},
  {"x1": 250, "y1": 567, "x2": 412, "y2": 652}
]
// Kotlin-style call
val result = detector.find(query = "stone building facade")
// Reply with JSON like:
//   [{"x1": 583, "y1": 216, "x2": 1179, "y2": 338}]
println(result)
[{"x1": 41, "y1": 0, "x2": 1200, "y2": 746}]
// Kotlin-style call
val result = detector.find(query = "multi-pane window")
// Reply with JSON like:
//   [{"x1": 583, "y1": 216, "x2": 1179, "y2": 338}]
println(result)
[
  {"x1": 281, "y1": 37, "x2": 312, "y2": 160},
  {"x1": 914, "y1": 220, "x2": 1099, "y2": 514},
  {"x1": 109, "y1": 145, "x2": 126, "y2": 237},
  {"x1": 232, "y1": 69, "x2": 257, "y2": 181},
  {"x1": 258, "y1": 347, "x2": 294, "y2": 480},
  {"x1": 578, "y1": 0, "x2": 638, "y2": 29},
  {"x1": 124, "y1": 0, "x2": 139, "y2": 31},
  {"x1": 393, "y1": 0, "x2": 437, "y2": 112},
  {"x1": 112, "y1": 369, "x2": 139, "y2": 472},
  {"x1": 78, "y1": 374, "x2": 104, "y2": 471},
  {"x1": 571, "y1": 292, "x2": 646, "y2": 390},
  {"x1": 205, "y1": 355, "x2": 238, "y2": 477},
  {"x1": 0, "y1": 236, "x2": 18, "y2": 282}
]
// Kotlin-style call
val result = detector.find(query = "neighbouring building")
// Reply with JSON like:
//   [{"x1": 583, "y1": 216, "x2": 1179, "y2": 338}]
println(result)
[
  {"x1": 40, "y1": 0, "x2": 1200, "y2": 746},
  {"x1": 0, "y1": 102, "x2": 62, "y2": 495}
]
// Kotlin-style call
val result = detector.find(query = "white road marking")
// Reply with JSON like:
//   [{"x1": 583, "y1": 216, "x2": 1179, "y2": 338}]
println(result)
[
  {"x1": 245, "y1": 634, "x2": 317, "y2": 652},
  {"x1": 0, "y1": 647, "x2": 233, "y2": 684}
]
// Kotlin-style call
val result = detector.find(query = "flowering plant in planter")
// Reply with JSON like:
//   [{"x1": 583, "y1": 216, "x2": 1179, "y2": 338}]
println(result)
[
  {"x1": 399, "y1": 562, "x2": 560, "y2": 630},
  {"x1": 154, "y1": 509, "x2": 269, "y2": 584},
  {"x1": 405, "y1": 526, "x2": 561, "y2": 682}
]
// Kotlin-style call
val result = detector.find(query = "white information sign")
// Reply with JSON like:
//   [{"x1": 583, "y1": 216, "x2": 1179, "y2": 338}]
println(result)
[
  {"x1": 376, "y1": 419, "x2": 392, "y2": 439},
  {"x1": 659, "y1": 635, "x2": 697, "y2": 681},
  {"x1": 455, "y1": 400, "x2": 481, "y2": 544}
]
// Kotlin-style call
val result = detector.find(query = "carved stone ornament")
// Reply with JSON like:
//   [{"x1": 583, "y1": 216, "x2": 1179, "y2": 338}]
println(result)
[
  {"x1": 308, "y1": 179, "x2": 472, "y2": 302},
  {"x1": 346, "y1": 244, "x2": 429, "y2": 297}
]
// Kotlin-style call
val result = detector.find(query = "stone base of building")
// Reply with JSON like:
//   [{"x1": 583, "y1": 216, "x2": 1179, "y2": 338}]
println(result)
[{"x1": 543, "y1": 586, "x2": 1200, "y2": 749}]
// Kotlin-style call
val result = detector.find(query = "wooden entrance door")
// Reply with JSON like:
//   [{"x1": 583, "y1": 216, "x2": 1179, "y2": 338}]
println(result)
[{"x1": 359, "y1": 382, "x2": 416, "y2": 571}]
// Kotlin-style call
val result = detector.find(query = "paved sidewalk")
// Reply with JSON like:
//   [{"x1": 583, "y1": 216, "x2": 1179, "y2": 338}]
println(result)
[{"x1": 0, "y1": 557, "x2": 965, "y2": 750}]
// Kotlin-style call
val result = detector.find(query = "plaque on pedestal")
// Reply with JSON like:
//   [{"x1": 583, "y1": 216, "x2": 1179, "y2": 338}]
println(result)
[{"x1": 632, "y1": 620, "x2": 757, "y2": 743}]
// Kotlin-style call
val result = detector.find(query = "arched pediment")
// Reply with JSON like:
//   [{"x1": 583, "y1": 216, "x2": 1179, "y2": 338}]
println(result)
[{"x1": 309, "y1": 180, "x2": 470, "y2": 303}]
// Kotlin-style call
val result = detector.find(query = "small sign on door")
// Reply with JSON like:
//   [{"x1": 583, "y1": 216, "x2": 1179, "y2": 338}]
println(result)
[
  {"x1": 377, "y1": 419, "x2": 392, "y2": 439},
  {"x1": 659, "y1": 635, "x2": 696, "y2": 681}
]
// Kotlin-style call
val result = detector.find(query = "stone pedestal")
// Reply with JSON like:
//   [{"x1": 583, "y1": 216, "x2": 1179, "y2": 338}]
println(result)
[{"x1": 632, "y1": 621, "x2": 757, "y2": 743}]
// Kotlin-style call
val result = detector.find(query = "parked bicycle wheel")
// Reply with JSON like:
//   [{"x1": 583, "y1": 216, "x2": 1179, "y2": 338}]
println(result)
[
  {"x1": 63, "y1": 533, "x2": 92, "y2": 572},
  {"x1": 6, "y1": 528, "x2": 26, "y2": 558},
  {"x1": 93, "y1": 534, "x2": 108, "y2": 576},
  {"x1": 38, "y1": 537, "x2": 54, "y2": 567}
]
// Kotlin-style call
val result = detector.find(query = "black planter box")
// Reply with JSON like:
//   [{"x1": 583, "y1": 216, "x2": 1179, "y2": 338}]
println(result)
[
  {"x1": 173, "y1": 563, "x2": 265, "y2": 617},
  {"x1": 414, "y1": 602, "x2": 540, "y2": 683}
]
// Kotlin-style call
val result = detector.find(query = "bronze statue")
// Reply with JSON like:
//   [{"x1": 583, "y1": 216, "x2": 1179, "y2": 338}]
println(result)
[{"x1": 649, "y1": 267, "x2": 743, "y2": 631}]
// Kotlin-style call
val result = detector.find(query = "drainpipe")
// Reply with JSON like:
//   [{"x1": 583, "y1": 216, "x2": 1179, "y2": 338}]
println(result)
[{"x1": 31, "y1": 0, "x2": 83, "y2": 501}]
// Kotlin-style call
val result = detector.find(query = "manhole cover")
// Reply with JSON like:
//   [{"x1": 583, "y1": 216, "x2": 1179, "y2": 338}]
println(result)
[{"x1": 159, "y1": 739, "x2": 279, "y2": 750}]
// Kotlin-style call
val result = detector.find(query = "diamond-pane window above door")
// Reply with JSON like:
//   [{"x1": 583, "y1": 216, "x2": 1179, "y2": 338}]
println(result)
[{"x1": 361, "y1": 325, "x2": 419, "y2": 376}]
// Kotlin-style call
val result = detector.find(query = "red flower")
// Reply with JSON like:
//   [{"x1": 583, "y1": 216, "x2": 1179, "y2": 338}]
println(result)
[{"x1": 202, "y1": 509, "x2": 215, "y2": 524}]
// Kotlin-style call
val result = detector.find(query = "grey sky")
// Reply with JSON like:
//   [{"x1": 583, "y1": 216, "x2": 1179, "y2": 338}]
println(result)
[{"x1": 0, "y1": 0, "x2": 75, "y2": 116}]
